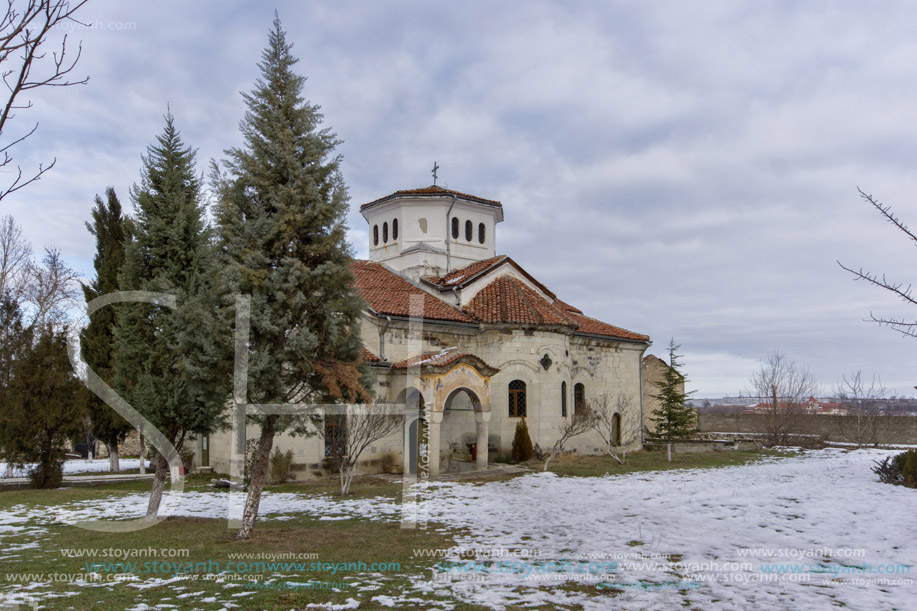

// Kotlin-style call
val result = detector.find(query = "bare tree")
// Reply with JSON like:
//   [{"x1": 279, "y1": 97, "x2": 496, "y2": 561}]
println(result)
[
  {"x1": 834, "y1": 370, "x2": 888, "y2": 447},
  {"x1": 587, "y1": 393, "x2": 641, "y2": 464},
  {"x1": 26, "y1": 246, "x2": 77, "y2": 328},
  {"x1": 0, "y1": 214, "x2": 31, "y2": 299},
  {"x1": 748, "y1": 351, "x2": 818, "y2": 446},
  {"x1": 0, "y1": 0, "x2": 89, "y2": 201},
  {"x1": 314, "y1": 404, "x2": 401, "y2": 495},
  {"x1": 543, "y1": 407, "x2": 592, "y2": 471}
]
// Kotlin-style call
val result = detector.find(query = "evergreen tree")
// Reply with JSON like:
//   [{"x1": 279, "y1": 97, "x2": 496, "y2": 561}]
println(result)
[
  {"x1": 81, "y1": 188, "x2": 133, "y2": 472},
  {"x1": 511, "y1": 418, "x2": 535, "y2": 462},
  {"x1": 114, "y1": 113, "x2": 228, "y2": 516},
  {"x1": 0, "y1": 293, "x2": 31, "y2": 476},
  {"x1": 0, "y1": 324, "x2": 85, "y2": 488},
  {"x1": 213, "y1": 16, "x2": 369, "y2": 539},
  {"x1": 649, "y1": 339, "x2": 696, "y2": 441}
]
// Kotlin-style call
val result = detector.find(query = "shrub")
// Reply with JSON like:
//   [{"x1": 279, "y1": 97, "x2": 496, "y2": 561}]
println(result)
[
  {"x1": 511, "y1": 418, "x2": 535, "y2": 462},
  {"x1": 269, "y1": 447, "x2": 295, "y2": 484},
  {"x1": 872, "y1": 449, "x2": 917, "y2": 488}
]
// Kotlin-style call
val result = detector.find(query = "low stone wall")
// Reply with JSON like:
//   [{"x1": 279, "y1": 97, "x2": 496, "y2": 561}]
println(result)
[
  {"x1": 644, "y1": 439, "x2": 762, "y2": 454},
  {"x1": 697, "y1": 413, "x2": 917, "y2": 445}
]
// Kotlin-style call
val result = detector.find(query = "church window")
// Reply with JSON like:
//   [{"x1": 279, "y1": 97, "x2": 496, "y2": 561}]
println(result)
[
  {"x1": 324, "y1": 414, "x2": 347, "y2": 457},
  {"x1": 392, "y1": 218, "x2": 398, "y2": 240},
  {"x1": 478, "y1": 223, "x2": 485, "y2": 244},
  {"x1": 451, "y1": 217, "x2": 459, "y2": 239},
  {"x1": 373, "y1": 225, "x2": 379, "y2": 246},
  {"x1": 419, "y1": 218, "x2": 428, "y2": 233},
  {"x1": 383, "y1": 222, "x2": 388, "y2": 243},
  {"x1": 508, "y1": 380, "x2": 527, "y2": 417},
  {"x1": 465, "y1": 220, "x2": 473, "y2": 241},
  {"x1": 574, "y1": 383, "x2": 585, "y2": 415},
  {"x1": 561, "y1": 381, "x2": 567, "y2": 417}
]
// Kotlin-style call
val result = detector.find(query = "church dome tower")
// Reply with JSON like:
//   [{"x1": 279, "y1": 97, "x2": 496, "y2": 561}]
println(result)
[{"x1": 359, "y1": 186, "x2": 504, "y2": 281}]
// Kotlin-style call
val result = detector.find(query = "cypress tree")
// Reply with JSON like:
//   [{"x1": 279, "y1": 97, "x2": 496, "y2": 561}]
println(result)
[
  {"x1": 649, "y1": 339, "x2": 696, "y2": 441},
  {"x1": 213, "y1": 16, "x2": 368, "y2": 539},
  {"x1": 114, "y1": 113, "x2": 228, "y2": 516},
  {"x1": 81, "y1": 188, "x2": 133, "y2": 471}
]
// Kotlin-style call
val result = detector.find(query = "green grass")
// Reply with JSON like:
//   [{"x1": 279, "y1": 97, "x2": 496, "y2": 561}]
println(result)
[
  {"x1": 540, "y1": 448, "x2": 786, "y2": 478},
  {"x1": 0, "y1": 448, "x2": 788, "y2": 609}
]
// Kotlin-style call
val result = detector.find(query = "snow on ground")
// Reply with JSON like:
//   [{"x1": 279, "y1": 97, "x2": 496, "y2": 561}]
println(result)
[
  {"x1": 1, "y1": 448, "x2": 915, "y2": 610},
  {"x1": 1, "y1": 458, "x2": 150, "y2": 478}
]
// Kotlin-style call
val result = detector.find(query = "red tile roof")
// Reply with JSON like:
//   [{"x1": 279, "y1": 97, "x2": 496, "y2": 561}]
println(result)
[
  {"x1": 360, "y1": 347, "x2": 380, "y2": 363},
  {"x1": 425, "y1": 255, "x2": 556, "y2": 299},
  {"x1": 351, "y1": 260, "x2": 475, "y2": 324},
  {"x1": 553, "y1": 299, "x2": 583, "y2": 314},
  {"x1": 361, "y1": 186, "x2": 502, "y2": 211},
  {"x1": 465, "y1": 276, "x2": 577, "y2": 328},
  {"x1": 566, "y1": 311, "x2": 650, "y2": 342},
  {"x1": 390, "y1": 349, "x2": 500, "y2": 375},
  {"x1": 350, "y1": 259, "x2": 648, "y2": 342},
  {"x1": 426, "y1": 255, "x2": 508, "y2": 287}
]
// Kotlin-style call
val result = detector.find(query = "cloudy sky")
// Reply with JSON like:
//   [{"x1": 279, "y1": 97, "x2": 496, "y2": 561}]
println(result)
[{"x1": 4, "y1": 0, "x2": 917, "y2": 397}]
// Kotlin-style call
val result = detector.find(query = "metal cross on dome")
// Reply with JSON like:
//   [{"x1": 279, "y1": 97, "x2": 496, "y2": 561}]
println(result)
[{"x1": 432, "y1": 161, "x2": 440, "y2": 186}]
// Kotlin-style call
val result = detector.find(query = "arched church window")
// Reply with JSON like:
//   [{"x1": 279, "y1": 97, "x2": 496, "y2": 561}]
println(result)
[
  {"x1": 392, "y1": 218, "x2": 398, "y2": 241},
  {"x1": 561, "y1": 381, "x2": 567, "y2": 417},
  {"x1": 383, "y1": 222, "x2": 388, "y2": 243},
  {"x1": 451, "y1": 217, "x2": 459, "y2": 239},
  {"x1": 465, "y1": 220, "x2": 473, "y2": 241},
  {"x1": 373, "y1": 225, "x2": 379, "y2": 246},
  {"x1": 478, "y1": 223, "x2": 485, "y2": 244},
  {"x1": 508, "y1": 380, "x2": 527, "y2": 417},
  {"x1": 574, "y1": 383, "x2": 585, "y2": 415}
]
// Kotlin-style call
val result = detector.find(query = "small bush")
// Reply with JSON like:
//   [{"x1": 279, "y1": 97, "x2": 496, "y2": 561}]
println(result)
[
  {"x1": 872, "y1": 449, "x2": 917, "y2": 488},
  {"x1": 511, "y1": 418, "x2": 535, "y2": 462},
  {"x1": 269, "y1": 447, "x2": 295, "y2": 484}
]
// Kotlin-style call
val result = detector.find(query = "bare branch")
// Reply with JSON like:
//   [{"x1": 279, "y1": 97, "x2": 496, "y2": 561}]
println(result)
[
  {"x1": 0, "y1": 0, "x2": 89, "y2": 203},
  {"x1": 857, "y1": 186, "x2": 917, "y2": 247}
]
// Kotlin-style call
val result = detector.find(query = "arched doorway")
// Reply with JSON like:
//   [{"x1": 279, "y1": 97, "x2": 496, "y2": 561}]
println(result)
[{"x1": 442, "y1": 387, "x2": 483, "y2": 472}]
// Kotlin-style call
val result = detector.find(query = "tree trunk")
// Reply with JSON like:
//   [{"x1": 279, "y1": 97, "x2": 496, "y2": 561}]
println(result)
[
  {"x1": 237, "y1": 415, "x2": 277, "y2": 540},
  {"x1": 544, "y1": 449, "x2": 560, "y2": 471},
  {"x1": 667, "y1": 443, "x2": 672, "y2": 462},
  {"x1": 607, "y1": 447, "x2": 624, "y2": 465},
  {"x1": 107, "y1": 444, "x2": 120, "y2": 472},
  {"x1": 138, "y1": 433, "x2": 146, "y2": 474},
  {"x1": 147, "y1": 453, "x2": 169, "y2": 516}
]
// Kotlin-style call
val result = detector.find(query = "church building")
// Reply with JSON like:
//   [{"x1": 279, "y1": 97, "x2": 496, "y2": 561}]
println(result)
[{"x1": 206, "y1": 185, "x2": 651, "y2": 478}]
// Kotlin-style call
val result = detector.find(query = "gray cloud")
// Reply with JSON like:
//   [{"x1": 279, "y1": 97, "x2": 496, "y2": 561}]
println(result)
[{"x1": 4, "y1": 0, "x2": 917, "y2": 396}]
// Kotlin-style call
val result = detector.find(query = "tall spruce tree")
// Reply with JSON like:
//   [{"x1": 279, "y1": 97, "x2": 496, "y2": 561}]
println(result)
[
  {"x1": 114, "y1": 114, "x2": 228, "y2": 516},
  {"x1": 81, "y1": 188, "x2": 133, "y2": 472},
  {"x1": 213, "y1": 16, "x2": 368, "y2": 539},
  {"x1": 649, "y1": 339, "x2": 696, "y2": 441}
]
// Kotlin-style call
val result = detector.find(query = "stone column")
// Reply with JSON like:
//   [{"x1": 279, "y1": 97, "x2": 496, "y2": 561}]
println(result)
[
  {"x1": 475, "y1": 410, "x2": 491, "y2": 471},
  {"x1": 427, "y1": 410, "x2": 443, "y2": 476}
]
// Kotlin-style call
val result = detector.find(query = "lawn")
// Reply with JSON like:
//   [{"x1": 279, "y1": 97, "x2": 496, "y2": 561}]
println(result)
[{"x1": 1, "y1": 447, "x2": 913, "y2": 610}]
